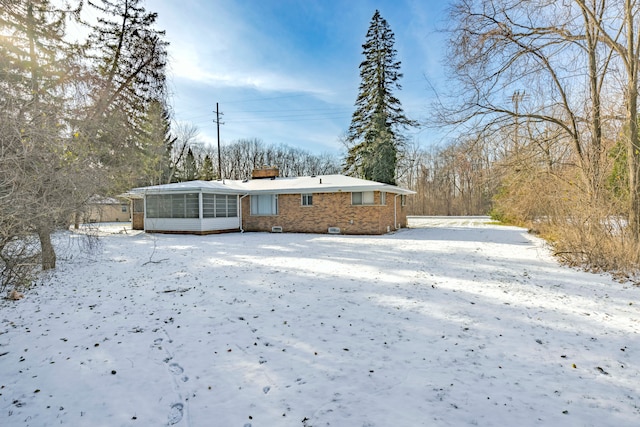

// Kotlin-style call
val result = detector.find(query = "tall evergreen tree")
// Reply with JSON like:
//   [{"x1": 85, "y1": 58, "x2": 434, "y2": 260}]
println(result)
[
  {"x1": 181, "y1": 148, "x2": 198, "y2": 182},
  {"x1": 81, "y1": 0, "x2": 169, "y2": 193},
  {"x1": 138, "y1": 99, "x2": 175, "y2": 186},
  {"x1": 0, "y1": 1, "x2": 72, "y2": 122},
  {"x1": 344, "y1": 10, "x2": 416, "y2": 185},
  {"x1": 0, "y1": 0, "x2": 90, "y2": 271},
  {"x1": 200, "y1": 155, "x2": 215, "y2": 181}
]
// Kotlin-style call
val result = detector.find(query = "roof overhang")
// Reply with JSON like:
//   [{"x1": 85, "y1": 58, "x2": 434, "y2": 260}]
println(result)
[
  {"x1": 244, "y1": 184, "x2": 415, "y2": 195},
  {"x1": 122, "y1": 175, "x2": 416, "y2": 198}
]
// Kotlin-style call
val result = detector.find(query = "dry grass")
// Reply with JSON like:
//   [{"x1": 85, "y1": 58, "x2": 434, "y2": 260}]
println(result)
[
  {"x1": 492, "y1": 169, "x2": 640, "y2": 284},
  {"x1": 543, "y1": 217, "x2": 640, "y2": 283}
]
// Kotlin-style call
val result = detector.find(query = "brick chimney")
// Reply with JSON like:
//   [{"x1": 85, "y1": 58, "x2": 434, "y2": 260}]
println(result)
[{"x1": 251, "y1": 167, "x2": 279, "y2": 179}]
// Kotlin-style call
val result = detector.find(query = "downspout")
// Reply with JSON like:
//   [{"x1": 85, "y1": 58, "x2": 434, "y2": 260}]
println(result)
[
  {"x1": 239, "y1": 194, "x2": 249, "y2": 233},
  {"x1": 394, "y1": 194, "x2": 400, "y2": 230},
  {"x1": 143, "y1": 192, "x2": 148, "y2": 232}
]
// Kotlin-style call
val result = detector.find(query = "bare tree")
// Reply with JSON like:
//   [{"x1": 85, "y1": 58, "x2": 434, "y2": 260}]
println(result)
[
  {"x1": 574, "y1": 0, "x2": 640, "y2": 235},
  {"x1": 439, "y1": 0, "x2": 640, "y2": 274},
  {"x1": 1, "y1": 0, "x2": 169, "y2": 278},
  {"x1": 445, "y1": 0, "x2": 615, "y2": 202},
  {"x1": 218, "y1": 139, "x2": 341, "y2": 180},
  {"x1": 0, "y1": 1, "x2": 95, "y2": 271},
  {"x1": 168, "y1": 122, "x2": 202, "y2": 183},
  {"x1": 403, "y1": 136, "x2": 495, "y2": 216}
]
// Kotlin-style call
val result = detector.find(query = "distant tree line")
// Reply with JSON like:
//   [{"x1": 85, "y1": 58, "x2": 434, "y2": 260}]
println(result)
[
  {"x1": 398, "y1": 140, "x2": 496, "y2": 217},
  {"x1": 167, "y1": 129, "x2": 340, "y2": 182}
]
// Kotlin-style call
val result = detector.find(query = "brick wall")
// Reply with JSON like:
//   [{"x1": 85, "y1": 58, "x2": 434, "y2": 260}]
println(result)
[{"x1": 241, "y1": 191, "x2": 408, "y2": 234}]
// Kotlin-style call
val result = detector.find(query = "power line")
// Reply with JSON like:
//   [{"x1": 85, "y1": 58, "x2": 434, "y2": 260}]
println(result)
[
  {"x1": 174, "y1": 94, "x2": 310, "y2": 116},
  {"x1": 221, "y1": 94, "x2": 308, "y2": 104},
  {"x1": 225, "y1": 114, "x2": 351, "y2": 124},
  {"x1": 175, "y1": 106, "x2": 352, "y2": 125}
]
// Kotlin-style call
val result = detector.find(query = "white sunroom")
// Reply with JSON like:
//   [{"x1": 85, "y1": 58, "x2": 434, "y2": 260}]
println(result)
[{"x1": 128, "y1": 181, "x2": 245, "y2": 234}]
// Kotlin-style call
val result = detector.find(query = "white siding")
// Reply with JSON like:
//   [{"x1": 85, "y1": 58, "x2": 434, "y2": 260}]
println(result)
[
  {"x1": 145, "y1": 217, "x2": 239, "y2": 233},
  {"x1": 201, "y1": 217, "x2": 240, "y2": 231},
  {"x1": 144, "y1": 218, "x2": 202, "y2": 232},
  {"x1": 143, "y1": 191, "x2": 240, "y2": 233}
]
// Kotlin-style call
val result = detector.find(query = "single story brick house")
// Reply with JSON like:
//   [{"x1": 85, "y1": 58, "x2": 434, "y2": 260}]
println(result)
[{"x1": 125, "y1": 169, "x2": 414, "y2": 235}]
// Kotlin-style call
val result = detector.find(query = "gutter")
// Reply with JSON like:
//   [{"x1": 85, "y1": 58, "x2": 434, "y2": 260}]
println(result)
[{"x1": 239, "y1": 194, "x2": 249, "y2": 232}]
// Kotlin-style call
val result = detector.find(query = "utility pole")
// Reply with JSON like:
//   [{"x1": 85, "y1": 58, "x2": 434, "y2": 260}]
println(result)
[
  {"x1": 214, "y1": 102, "x2": 224, "y2": 180},
  {"x1": 511, "y1": 90, "x2": 526, "y2": 159}
]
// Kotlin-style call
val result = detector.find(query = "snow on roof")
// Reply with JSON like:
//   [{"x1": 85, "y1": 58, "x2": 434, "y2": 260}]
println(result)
[
  {"x1": 125, "y1": 175, "x2": 415, "y2": 197},
  {"x1": 122, "y1": 180, "x2": 241, "y2": 198},
  {"x1": 235, "y1": 174, "x2": 415, "y2": 195},
  {"x1": 88, "y1": 195, "x2": 126, "y2": 204}
]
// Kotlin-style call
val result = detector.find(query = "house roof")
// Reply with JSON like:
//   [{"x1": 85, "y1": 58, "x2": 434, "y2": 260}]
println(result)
[
  {"x1": 122, "y1": 180, "x2": 238, "y2": 198},
  {"x1": 124, "y1": 174, "x2": 415, "y2": 197},
  {"x1": 234, "y1": 174, "x2": 415, "y2": 195},
  {"x1": 88, "y1": 195, "x2": 126, "y2": 205}
]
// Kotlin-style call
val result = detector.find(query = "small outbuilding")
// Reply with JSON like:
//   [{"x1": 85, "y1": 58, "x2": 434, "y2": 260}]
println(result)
[
  {"x1": 82, "y1": 195, "x2": 131, "y2": 223},
  {"x1": 125, "y1": 170, "x2": 414, "y2": 235}
]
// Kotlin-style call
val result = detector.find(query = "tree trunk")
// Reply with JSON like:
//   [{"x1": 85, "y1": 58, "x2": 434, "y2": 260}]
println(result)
[
  {"x1": 584, "y1": 3, "x2": 603, "y2": 203},
  {"x1": 629, "y1": 125, "x2": 640, "y2": 236},
  {"x1": 37, "y1": 223, "x2": 56, "y2": 270},
  {"x1": 624, "y1": 0, "x2": 640, "y2": 238}
]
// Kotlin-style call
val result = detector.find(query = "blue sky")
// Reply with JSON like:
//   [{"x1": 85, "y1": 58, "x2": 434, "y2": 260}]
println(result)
[{"x1": 152, "y1": 0, "x2": 449, "y2": 155}]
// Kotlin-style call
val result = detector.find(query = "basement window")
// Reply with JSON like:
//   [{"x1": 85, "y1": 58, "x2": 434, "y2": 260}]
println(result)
[{"x1": 352, "y1": 191, "x2": 374, "y2": 205}]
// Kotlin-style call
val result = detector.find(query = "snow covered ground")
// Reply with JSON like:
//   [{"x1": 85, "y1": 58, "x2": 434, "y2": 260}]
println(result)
[{"x1": 1, "y1": 217, "x2": 639, "y2": 426}]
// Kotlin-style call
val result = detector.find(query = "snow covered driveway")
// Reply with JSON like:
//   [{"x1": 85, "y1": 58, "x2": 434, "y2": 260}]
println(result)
[{"x1": 1, "y1": 218, "x2": 639, "y2": 426}]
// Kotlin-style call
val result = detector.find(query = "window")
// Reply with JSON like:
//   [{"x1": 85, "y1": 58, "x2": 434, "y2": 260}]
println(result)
[
  {"x1": 203, "y1": 194, "x2": 238, "y2": 218},
  {"x1": 172, "y1": 195, "x2": 185, "y2": 218},
  {"x1": 121, "y1": 204, "x2": 128, "y2": 212},
  {"x1": 146, "y1": 193, "x2": 199, "y2": 218},
  {"x1": 145, "y1": 195, "x2": 162, "y2": 218},
  {"x1": 215, "y1": 195, "x2": 227, "y2": 217},
  {"x1": 133, "y1": 199, "x2": 144, "y2": 213},
  {"x1": 380, "y1": 192, "x2": 386, "y2": 205},
  {"x1": 301, "y1": 193, "x2": 313, "y2": 206},
  {"x1": 352, "y1": 191, "x2": 374, "y2": 205},
  {"x1": 202, "y1": 194, "x2": 215, "y2": 218},
  {"x1": 401, "y1": 195, "x2": 406, "y2": 206},
  {"x1": 185, "y1": 194, "x2": 199, "y2": 218},
  {"x1": 227, "y1": 197, "x2": 238, "y2": 217},
  {"x1": 159, "y1": 197, "x2": 171, "y2": 217},
  {"x1": 251, "y1": 194, "x2": 278, "y2": 215}
]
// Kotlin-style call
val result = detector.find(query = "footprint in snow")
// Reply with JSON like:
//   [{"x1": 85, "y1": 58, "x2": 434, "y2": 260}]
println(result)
[
  {"x1": 168, "y1": 362, "x2": 183, "y2": 374},
  {"x1": 167, "y1": 361, "x2": 189, "y2": 382},
  {"x1": 168, "y1": 402, "x2": 183, "y2": 425}
]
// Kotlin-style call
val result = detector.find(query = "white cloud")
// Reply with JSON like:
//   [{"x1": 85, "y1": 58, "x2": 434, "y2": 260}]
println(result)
[{"x1": 158, "y1": 1, "x2": 345, "y2": 99}]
